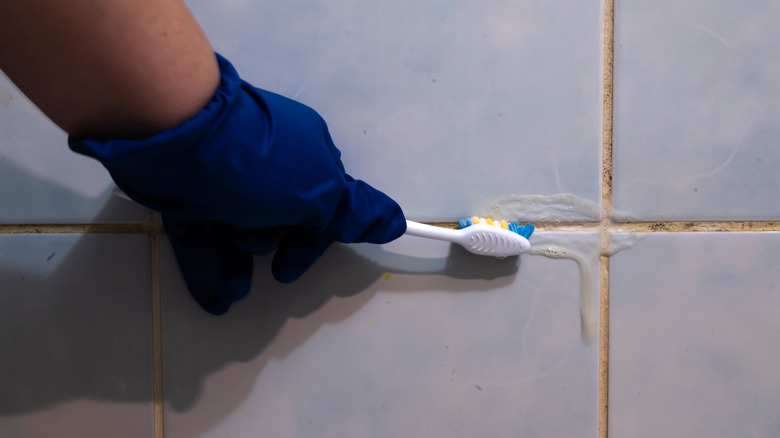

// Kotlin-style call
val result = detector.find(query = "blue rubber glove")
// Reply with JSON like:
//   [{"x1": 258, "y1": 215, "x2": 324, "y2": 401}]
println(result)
[{"x1": 69, "y1": 53, "x2": 406, "y2": 314}]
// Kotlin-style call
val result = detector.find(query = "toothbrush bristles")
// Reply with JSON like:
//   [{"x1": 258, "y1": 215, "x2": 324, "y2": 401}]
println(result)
[{"x1": 458, "y1": 216, "x2": 534, "y2": 239}]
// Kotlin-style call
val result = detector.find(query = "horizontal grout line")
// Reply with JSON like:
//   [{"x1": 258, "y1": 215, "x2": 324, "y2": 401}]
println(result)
[
  {"x1": 0, "y1": 222, "x2": 164, "y2": 234},
  {"x1": 426, "y1": 221, "x2": 604, "y2": 231},
  {"x1": 609, "y1": 220, "x2": 780, "y2": 233},
  {"x1": 2, "y1": 220, "x2": 779, "y2": 235},
  {"x1": 427, "y1": 220, "x2": 780, "y2": 233}
]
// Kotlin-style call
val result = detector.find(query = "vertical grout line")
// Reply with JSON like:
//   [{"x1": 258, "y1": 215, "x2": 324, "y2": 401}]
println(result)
[
  {"x1": 150, "y1": 212, "x2": 165, "y2": 438},
  {"x1": 600, "y1": 0, "x2": 615, "y2": 437},
  {"x1": 598, "y1": 252, "x2": 611, "y2": 438}
]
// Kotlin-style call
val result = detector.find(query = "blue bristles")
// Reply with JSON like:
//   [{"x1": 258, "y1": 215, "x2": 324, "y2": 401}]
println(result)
[
  {"x1": 458, "y1": 217, "x2": 472, "y2": 228},
  {"x1": 516, "y1": 223, "x2": 535, "y2": 239},
  {"x1": 507, "y1": 221, "x2": 535, "y2": 239}
]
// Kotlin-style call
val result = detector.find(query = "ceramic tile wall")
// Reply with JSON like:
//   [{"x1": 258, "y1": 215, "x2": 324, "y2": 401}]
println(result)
[
  {"x1": 1, "y1": 0, "x2": 779, "y2": 437},
  {"x1": 160, "y1": 233, "x2": 600, "y2": 438},
  {"x1": 0, "y1": 235, "x2": 153, "y2": 438},
  {"x1": 0, "y1": 73, "x2": 149, "y2": 223},
  {"x1": 612, "y1": 0, "x2": 780, "y2": 221},
  {"x1": 185, "y1": 0, "x2": 603, "y2": 221},
  {"x1": 610, "y1": 233, "x2": 780, "y2": 437}
]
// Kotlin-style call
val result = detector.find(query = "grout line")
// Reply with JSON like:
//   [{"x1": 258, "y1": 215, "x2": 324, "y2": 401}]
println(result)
[
  {"x1": 0, "y1": 222, "x2": 163, "y2": 234},
  {"x1": 598, "y1": 252, "x2": 611, "y2": 438},
  {"x1": 599, "y1": 0, "x2": 615, "y2": 437},
  {"x1": 535, "y1": 220, "x2": 780, "y2": 233},
  {"x1": 609, "y1": 220, "x2": 780, "y2": 233},
  {"x1": 150, "y1": 213, "x2": 165, "y2": 438},
  {"x1": 2, "y1": 220, "x2": 779, "y2": 235}
]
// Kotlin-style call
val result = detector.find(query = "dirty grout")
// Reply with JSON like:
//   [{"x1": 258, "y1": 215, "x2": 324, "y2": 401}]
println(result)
[
  {"x1": 0, "y1": 223, "x2": 162, "y2": 234},
  {"x1": 149, "y1": 212, "x2": 165, "y2": 438},
  {"x1": 599, "y1": 0, "x2": 616, "y2": 436}
]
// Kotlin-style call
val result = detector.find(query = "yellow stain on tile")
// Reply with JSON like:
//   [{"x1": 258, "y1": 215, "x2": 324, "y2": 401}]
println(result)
[{"x1": 383, "y1": 273, "x2": 391, "y2": 279}]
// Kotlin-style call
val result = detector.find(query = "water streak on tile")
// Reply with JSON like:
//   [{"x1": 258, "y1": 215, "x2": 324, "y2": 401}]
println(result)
[{"x1": 528, "y1": 233, "x2": 601, "y2": 344}]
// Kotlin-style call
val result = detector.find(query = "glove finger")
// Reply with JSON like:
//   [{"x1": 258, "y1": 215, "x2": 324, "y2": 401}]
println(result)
[
  {"x1": 325, "y1": 178, "x2": 406, "y2": 244},
  {"x1": 271, "y1": 230, "x2": 336, "y2": 284},
  {"x1": 233, "y1": 226, "x2": 287, "y2": 255},
  {"x1": 163, "y1": 216, "x2": 253, "y2": 315}
]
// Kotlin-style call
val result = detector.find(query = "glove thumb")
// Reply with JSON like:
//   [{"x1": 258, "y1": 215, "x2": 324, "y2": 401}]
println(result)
[{"x1": 327, "y1": 178, "x2": 407, "y2": 244}]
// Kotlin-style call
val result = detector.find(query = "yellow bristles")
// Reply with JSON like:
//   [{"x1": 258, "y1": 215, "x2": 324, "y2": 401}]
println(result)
[{"x1": 468, "y1": 216, "x2": 509, "y2": 227}]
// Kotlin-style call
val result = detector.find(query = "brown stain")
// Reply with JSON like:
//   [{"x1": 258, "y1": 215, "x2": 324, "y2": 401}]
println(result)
[{"x1": 648, "y1": 223, "x2": 671, "y2": 232}]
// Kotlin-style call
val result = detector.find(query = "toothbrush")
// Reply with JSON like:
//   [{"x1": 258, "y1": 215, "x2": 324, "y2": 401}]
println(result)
[
  {"x1": 404, "y1": 217, "x2": 534, "y2": 257},
  {"x1": 112, "y1": 187, "x2": 533, "y2": 256}
]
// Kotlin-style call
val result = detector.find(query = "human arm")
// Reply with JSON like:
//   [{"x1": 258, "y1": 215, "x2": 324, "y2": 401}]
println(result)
[
  {"x1": 0, "y1": 0, "x2": 218, "y2": 139},
  {"x1": 0, "y1": 0, "x2": 406, "y2": 314}
]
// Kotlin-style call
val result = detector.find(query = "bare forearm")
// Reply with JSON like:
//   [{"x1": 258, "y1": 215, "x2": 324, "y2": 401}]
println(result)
[{"x1": 0, "y1": 0, "x2": 219, "y2": 139}]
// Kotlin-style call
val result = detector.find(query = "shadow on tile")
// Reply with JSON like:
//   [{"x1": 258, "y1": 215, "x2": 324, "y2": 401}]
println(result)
[
  {"x1": 0, "y1": 231, "x2": 151, "y2": 421},
  {"x1": 162, "y1": 240, "x2": 523, "y2": 413},
  {"x1": 160, "y1": 234, "x2": 596, "y2": 438},
  {"x1": 0, "y1": 156, "x2": 147, "y2": 223}
]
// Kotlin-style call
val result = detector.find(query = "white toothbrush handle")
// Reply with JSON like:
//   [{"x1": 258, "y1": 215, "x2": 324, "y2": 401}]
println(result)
[
  {"x1": 404, "y1": 220, "x2": 463, "y2": 244},
  {"x1": 404, "y1": 220, "x2": 531, "y2": 257}
]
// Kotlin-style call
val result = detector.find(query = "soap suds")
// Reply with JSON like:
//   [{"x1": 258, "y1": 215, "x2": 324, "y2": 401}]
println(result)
[
  {"x1": 483, "y1": 192, "x2": 638, "y2": 224},
  {"x1": 482, "y1": 193, "x2": 601, "y2": 223},
  {"x1": 480, "y1": 193, "x2": 645, "y2": 342},
  {"x1": 526, "y1": 233, "x2": 644, "y2": 343},
  {"x1": 604, "y1": 233, "x2": 646, "y2": 257},
  {"x1": 528, "y1": 233, "x2": 599, "y2": 344}
]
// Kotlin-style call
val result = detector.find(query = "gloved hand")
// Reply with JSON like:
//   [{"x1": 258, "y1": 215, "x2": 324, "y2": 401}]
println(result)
[{"x1": 69, "y1": 53, "x2": 407, "y2": 314}]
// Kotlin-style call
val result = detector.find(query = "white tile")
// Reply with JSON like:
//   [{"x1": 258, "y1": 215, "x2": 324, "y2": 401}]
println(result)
[
  {"x1": 161, "y1": 234, "x2": 598, "y2": 437},
  {"x1": 610, "y1": 233, "x2": 780, "y2": 436},
  {"x1": 0, "y1": 234, "x2": 153, "y2": 438},
  {"x1": 185, "y1": 0, "x2": 603, "y2": 221},
  {"x1": 0, "y1": 75, "x2": 149, "y2": 223},
  {"x1": 613, "y1": 0, "x2": 780, "y2": 220}
]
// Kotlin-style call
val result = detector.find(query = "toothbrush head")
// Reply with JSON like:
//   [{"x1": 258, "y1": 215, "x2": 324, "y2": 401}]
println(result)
[
  {"x1": 458, "y1": 216, "x2": 535, "y2": 240},
  {"x1": 451, "y1": 216, "x2": 534, "y2": 257},
  {"x1": 403, "y1": 217, "x2": 533, "y2": 257}
]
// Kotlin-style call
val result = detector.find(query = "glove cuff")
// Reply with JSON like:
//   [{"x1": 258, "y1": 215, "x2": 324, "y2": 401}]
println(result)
[{"x1": 68, "y1": 54, "x2": 242, "y2": 168}]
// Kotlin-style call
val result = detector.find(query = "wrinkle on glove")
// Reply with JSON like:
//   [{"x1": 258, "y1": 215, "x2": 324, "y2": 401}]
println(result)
[{"x1": 69, "y1": 53, "x2": 406, "y2": 314}]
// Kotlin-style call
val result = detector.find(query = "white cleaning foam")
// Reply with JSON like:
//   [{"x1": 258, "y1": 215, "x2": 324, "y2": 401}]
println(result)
[{"x1": 480, "y1": 193, "x2": 644, "y2": 342}]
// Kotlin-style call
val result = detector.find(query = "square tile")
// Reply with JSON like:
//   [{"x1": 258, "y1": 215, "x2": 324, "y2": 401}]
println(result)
[
  {"x1": 0, "y1": 234, "x2": 153, "y2": 438},
  {"x1": 613, "y1": 0, "x2": 780, "y2": 220},
  {"x1": 0, "y1": 75, "x2": 149, "y2": 224},
  {"x1": 186, "y1": 0, "x2": 603, "y2": 221},
  {"x1": 610, "y1": 233, "x2": 780, "y2": 436},
  {"x1": 161, "y1": 234, "x2": 598, "y2": 437}
]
